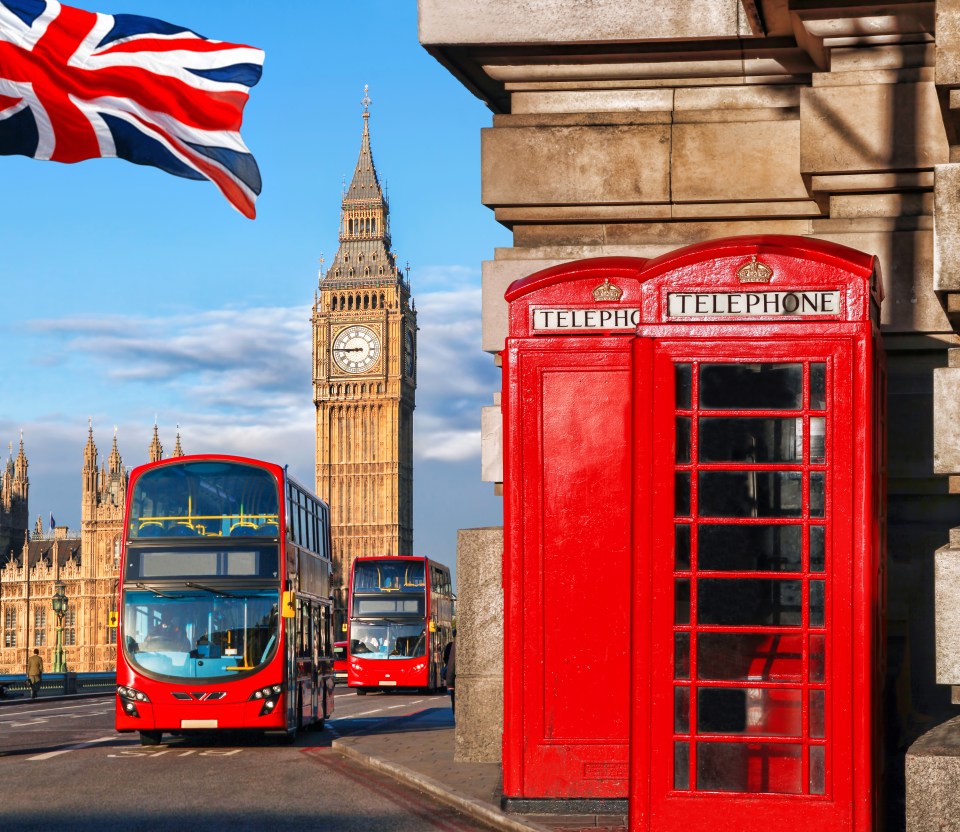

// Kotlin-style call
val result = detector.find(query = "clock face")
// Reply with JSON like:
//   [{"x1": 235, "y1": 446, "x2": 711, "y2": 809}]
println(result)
[
  {"x1": 332, "y1": 325, "x2": 381, "y2": 374},
  {"x1": 404, "y1": 329, "x2": 415, "y2": 377}
]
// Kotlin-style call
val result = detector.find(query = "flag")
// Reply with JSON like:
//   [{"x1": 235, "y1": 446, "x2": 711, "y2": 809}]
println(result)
[
  {"x1": 0, "y1": 0, "x2": 264, "y2": 217},
  {"x1": 49, "y1": 512, "x2": 55, "y2": 530}
]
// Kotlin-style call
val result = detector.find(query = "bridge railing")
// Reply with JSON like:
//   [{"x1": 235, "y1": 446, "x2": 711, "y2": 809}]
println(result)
[{"x1": 0, "y1": 672, "x2": 115, "y2": 699}]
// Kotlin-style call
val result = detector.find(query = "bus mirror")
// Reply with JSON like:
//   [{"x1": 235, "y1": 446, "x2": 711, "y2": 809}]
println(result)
[{"x1": 281, "y1": 591, "x2": 296, "y2": 618}]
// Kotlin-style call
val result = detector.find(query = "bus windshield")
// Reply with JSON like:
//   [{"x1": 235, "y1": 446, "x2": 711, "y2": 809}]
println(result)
[
  {"x1": 122, "y1": 589, "x2": 279, "y2": 681},
  {"x1": 350, "y1": 621, "x2": 426, "y2": 660},
  {"x1": 129, "y1": 461, "x2": 280, "y2": 539}
]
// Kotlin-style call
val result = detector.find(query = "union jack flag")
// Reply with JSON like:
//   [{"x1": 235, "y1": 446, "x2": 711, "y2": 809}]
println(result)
[{"x1": 0, "y1": 0, "x2": 264, "y2": 217}]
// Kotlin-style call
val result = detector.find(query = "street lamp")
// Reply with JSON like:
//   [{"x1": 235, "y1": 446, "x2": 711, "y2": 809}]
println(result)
[{"x1": 51, "y1": 580, "x2": 68, "y2": 673}]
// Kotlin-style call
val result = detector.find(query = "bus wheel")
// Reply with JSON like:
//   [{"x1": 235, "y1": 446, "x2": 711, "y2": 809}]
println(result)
[
  {"x1": 139, "y1": 731, "x2": 162, "y2": 746},
  {"x1": 356, "y1": 688, "x2": 367, "y2": 695}
]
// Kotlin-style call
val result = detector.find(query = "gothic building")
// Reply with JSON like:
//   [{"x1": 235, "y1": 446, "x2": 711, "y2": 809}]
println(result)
[
  {"x1": 0, "y1": 424, "x2": 182, "y2": 673},
  {"x1": 312, "y1": 90, "x2": 417, "y2": 625},
  {"x1": 0, "y1": 439, "x2": 29, "y2": 559}
]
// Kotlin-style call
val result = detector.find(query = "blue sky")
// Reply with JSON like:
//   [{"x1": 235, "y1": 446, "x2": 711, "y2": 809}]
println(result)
[{"x1": 0, "y1": 1, "x2": 510, "y2": 585}]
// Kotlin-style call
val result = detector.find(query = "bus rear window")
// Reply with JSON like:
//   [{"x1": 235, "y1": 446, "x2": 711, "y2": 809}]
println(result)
[
  {"x1": 129, "y1": 461, "x2": 280, "y2": 539},
  {"x1": 353, "y1": 560, "x2": 425, "y2": 591}
]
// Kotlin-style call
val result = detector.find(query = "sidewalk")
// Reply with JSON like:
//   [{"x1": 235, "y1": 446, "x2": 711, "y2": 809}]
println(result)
[{"x1": 331, "y1": 704, "x2": 627, "y2": 832}]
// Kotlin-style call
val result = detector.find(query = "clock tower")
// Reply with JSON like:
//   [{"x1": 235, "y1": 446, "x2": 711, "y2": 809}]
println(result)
[{"x1": 312, "y1": 89, "x2": 416, "y2": 627}]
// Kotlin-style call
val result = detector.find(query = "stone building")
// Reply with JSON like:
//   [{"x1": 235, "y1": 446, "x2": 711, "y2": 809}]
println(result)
[
  {"x1": 0, "y1": 439, "x2": 29, "y2": 559},
  {"x1": 418, "y1": 0, "x2": 960, "y2": 818},
  {"x1": 0, "y1": 425, "x2": 182, "y2": 674},
  {"x1": 312, "y1": 91, "x2": 417, "y2": 626}
]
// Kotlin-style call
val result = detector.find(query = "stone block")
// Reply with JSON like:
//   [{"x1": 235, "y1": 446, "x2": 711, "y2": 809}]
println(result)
[
  {"x1": 936, "y1": 540, "x2": 960, "y2": 684},
  {"x1": 481, "y1": 124, "x2": 671, "y2": 207},
  {"x1": 454, "y1": 527, "x2": 504, "y2": 763},
  {"x1": 418, "y1": 0, "x2": 741, "y2": 45},
  {"x1": 671, "y1": 120, "x2": 808, "y2": 203},
  {"x1": 935, "y1": 165, "x2": 960, "y2": 294},
  {"x1": 801, "y1": 83, "x2": 948, "y2": 176},
  {"x1": 906, "y1": 715, "x2": 960, "y2": 832},
  {"x1": 454, "y1": 674, "x2": 504, "y2": 763},
  {"x1": 936, "y1": 1, "x2": 960, "y2": 88},
  {"x1": 935, "y1": 363, "x2": 960, "y2": 475},
  {"x1": 674, "y1": 85, "x2": 801, "y2": 112},
  {"x1": 830, "y1": 193, "x2": 932, "y2": 219},
  {"x1": 480, "y1": 405, "x2": 502, "y2": 484},
  {"x1": 512, "y1": 89, "x2": 673, "y2": 115},
  {"x1": 482, "y1": 258, "x2": 568, "y2": 353},
  {"x1": 811, "y1": 229, "x2": 948, "y2": 332}
]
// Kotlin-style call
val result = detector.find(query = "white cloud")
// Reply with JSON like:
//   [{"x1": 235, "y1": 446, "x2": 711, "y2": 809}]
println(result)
[{"x1": 14, "y1": 269, "x2": 501, "y2": 512}]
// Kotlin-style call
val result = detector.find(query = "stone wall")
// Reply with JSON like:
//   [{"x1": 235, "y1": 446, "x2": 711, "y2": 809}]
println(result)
[{"x1": 420, "y1": 0, "x2": 960, "y2": 803}]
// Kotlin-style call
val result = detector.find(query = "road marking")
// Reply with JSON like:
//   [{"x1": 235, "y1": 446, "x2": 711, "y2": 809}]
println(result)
[
  {"x1": 2, "y1": 702, "x2": 109, "y2": 717},
  {"x1": 28, "y1": 735, "x2": 118, "y2": 760},
  {"x1": 1, "y1": 708, "x2": 111, "y2": 728}
]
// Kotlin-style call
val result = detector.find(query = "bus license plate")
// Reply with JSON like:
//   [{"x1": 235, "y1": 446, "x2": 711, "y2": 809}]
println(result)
[
  {"x1": 378, "y1": 681, "x2": 397, "y2": 686},
  {"x1": 181, "y1": 719, "x2": 218, "y2": 728}
]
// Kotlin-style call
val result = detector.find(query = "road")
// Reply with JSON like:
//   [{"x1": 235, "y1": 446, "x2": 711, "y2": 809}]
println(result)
[{"x1": 0, "y1": 687, "x2": 491, "y2": 832}]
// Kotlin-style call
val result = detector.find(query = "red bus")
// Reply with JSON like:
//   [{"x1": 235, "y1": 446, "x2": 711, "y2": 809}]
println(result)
[
  {"x1": 333, "y1": 641, "x2": 347, "y2": 684},
  {"x1": 115, "y1": 455, "x2": 336, "y2": 745},
  {"x1": 347, "y1": 556, "x2": 454, "y2": 694}
]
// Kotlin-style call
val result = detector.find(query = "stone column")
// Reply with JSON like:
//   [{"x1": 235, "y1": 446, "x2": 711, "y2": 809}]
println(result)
[
  {"x1": 454, "y1": 526, "x2": 503, "y2": 763},
  {"x1": 906, "y1": 715, "x2": 960, "y2": 831}
]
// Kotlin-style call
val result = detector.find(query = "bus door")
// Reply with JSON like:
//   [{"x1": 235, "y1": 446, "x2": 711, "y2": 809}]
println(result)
[{"x1": 632, "y1": 338, "x2": 857, "y2": 832}]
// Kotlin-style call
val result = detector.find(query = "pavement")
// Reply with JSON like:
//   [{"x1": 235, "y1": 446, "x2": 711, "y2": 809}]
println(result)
[{"x1": 331, "y1": 703, "x2": 628, "y2": 832}]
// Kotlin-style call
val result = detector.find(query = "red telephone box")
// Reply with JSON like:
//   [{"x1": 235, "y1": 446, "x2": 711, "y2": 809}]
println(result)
[
  {"x1": 627, "y1": 236, "x2": 886, "y2": 831},
  {"x1": 502, "y1": 258, "x2": 649, "y2": 805},
  {"x1": 501, "y1": 237, "x2": 885, "y2": 826}
]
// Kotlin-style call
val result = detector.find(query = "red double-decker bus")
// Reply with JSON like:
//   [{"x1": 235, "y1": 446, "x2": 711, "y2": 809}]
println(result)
[
  {"x1": 115, "y1": 455, "x2": 335, "y2": 745},
  {"x1": 347, "y1": 556, "x2": 454, "y2": 694}
]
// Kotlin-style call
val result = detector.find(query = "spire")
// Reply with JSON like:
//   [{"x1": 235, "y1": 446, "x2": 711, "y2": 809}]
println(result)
[
  {"x1": 345, "y1": 85, "x2": 384, "y2": 204},
  {"x1": 13, "y1": 431, "x2": 27, "y2": 485},
  {"x1": 149, "y1": 423, "x2": 163, "y2": 463},
  {"x1": 323, "y1": 87, "x2": 402, "y2": 287},
  {"x1": 173, "y1": 427, "x2": 184, "y2": 458},
  {"x1": 82, "y1": 420, "x2": 98, "y2": 502},
  {"x1": 83, "y1": 420, "x2": 97, "y2": 469},
  {"x1": 108, "y1": 427, "x2": 122, "y2": 475}
]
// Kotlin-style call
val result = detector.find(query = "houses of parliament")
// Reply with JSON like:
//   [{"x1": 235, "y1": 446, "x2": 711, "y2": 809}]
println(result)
[
  {"x1": 0, "y1": 426, "x2": 182, "y2": 673},
  {"x1": 0, "y1": 94, "x2": 415, "y2": 671}
]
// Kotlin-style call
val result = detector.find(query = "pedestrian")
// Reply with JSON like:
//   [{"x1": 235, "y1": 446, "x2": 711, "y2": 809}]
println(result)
[
  {"x1": 444, "y1": 629, "x2": 457, "y2": 718},
  {"x1": 26, "y1": 648, "x2": 43, "y2": 699}
]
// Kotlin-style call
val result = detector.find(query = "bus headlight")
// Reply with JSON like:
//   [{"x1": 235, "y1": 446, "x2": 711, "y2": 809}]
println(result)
[
  {"x1": 117, "y1": 685, "x2": 150, "y2": 718},
  {"x1": 248, "y1": 684, "x2": 283, "y2": 716}
]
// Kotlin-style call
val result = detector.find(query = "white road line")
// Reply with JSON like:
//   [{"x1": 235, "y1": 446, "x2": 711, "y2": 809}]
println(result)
[
  {"x1": 4, "y1": 702, "x2": 108, "y2": 716},
  {"x1": 28, "y1": 735, "x2": 118, "y2": 761}
]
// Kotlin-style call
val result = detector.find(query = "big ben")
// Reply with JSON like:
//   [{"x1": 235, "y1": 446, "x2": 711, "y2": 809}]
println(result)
[{"x1": 312, "y1": 89, "x2": 416, "y2": 626}]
